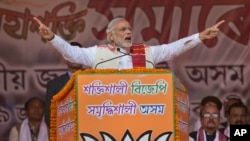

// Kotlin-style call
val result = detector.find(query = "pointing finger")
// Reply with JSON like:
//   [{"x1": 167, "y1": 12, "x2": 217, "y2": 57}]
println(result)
[
  {"x1": 33, "y1": 17, "x2": 43, "y2": 27},
  {"x1": 213, "y1": 20, "x2": 225, "y2": 28}
]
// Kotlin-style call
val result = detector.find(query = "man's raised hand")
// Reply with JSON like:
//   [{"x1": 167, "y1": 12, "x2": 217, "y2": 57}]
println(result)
[
  {"x1": 33, "y1": 17, "x2": 54, "y2": 40},
  {"x1": 199, "y1": 20, "x2": 225, "y2": 41}
]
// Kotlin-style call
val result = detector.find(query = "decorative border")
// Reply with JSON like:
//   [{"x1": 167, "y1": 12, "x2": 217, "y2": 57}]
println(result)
[{"x1": 49, "y1": 68, "x2": 183, "y2": 141}]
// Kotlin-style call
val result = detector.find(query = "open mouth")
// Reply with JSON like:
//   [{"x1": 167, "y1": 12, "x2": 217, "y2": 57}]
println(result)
[{"x1": 125, "y1": 36, "x2": 131, "y2": 42}]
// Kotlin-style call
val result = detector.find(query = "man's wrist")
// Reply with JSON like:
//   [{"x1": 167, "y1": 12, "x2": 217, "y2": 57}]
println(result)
[
  {"x1": 199, "y1": 33, "x2": 204, "y2": 41},
  {"x1": 48, "y1": 34, "x2": 55, "y2": 41}
]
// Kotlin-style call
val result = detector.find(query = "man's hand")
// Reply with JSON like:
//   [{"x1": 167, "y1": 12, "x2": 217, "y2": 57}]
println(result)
[
  {"x1": 199, "y1": 20, "x2": 225, "y2": 41},
  {"x1": 33, "y1": 17, "x2": 54, "y2": 40}
]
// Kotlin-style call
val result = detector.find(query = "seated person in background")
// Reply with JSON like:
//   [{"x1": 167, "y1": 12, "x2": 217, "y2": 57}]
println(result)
[
  {"x1": 45, "y1": 42, "x2": 83, "y2": 127},
  {"x1": 220, "y1": 102, "x2": 248, "y2": 139},
  {"x1": 9, "y1": 97, "x2": 48, "y2": 141},
  {"x1": 193, "y1": 96, "x2": 223, "y2": 131},
  {"x1": 221, "y1": 94, "x2": 243, "y2": 127},
  {"x1": 189, "y1": 104, "x2": 227, "y2": 141}
]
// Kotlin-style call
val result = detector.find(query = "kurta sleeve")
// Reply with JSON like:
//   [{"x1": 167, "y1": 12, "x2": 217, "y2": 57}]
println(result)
[
  {"x1": 49, "y1": 35, "x2": 97, "y2": 68},
  {"x1": 150, "y1": 33, "x2": 201, "y2": 64}
]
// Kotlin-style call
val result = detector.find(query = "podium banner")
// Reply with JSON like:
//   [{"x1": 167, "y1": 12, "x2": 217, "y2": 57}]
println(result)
[{"x1": 53, "y1": 69, "x2": 189, "y2": 141}]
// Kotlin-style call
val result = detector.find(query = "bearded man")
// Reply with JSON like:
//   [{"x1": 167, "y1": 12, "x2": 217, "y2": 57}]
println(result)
[{"x1": 33, "y1": 17, "x2": 224, "y2": 69}]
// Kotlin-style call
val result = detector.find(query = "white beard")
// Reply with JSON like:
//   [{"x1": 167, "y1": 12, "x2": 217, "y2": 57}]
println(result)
[
  {"x1": 113, "y1": 36, "x2": 132, "y2": 48},
  {"x1": 121, "y1": 42, "x2": 132, "y2": 48}
]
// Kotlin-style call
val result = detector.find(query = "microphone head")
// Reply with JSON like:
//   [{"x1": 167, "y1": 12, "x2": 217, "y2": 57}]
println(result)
[{"x1": 117, "y1": 47, "x2": 133, "y2": 54}]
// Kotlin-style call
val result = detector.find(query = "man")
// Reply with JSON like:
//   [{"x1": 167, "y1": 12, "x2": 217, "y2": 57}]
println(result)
[
  {"x1": 33, "y1": 17, "x2": 224, "y2": 69},
  {"x1": 189, "y1": 104, "x2": 227, "y2": 141},
  {"x1": 193, "y1": 96, "x2": 223, "y2": 131},
  {"x1": 223, "y1": 94, "x2": 243, "y2": 121},
  {"x1": 220, "y1": 103, "x2": 248, "y2": 139},
  {"x1": 45, "y1": 42, "x2": 83, "y2": 127},
  {"x1": 227, "y1": 103, "x2": 248, "y2": 125},
  {"x1": 219, "y1": 94, "x2": 243, "y2": 129},
  {"x1": 9, "y1": 97, "x2": 48, "y2": 141}
]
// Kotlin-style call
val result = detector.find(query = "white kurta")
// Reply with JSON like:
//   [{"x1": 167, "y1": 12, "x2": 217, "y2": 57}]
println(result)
[{"x1": 50, "y1": 33, "x2": 201, "y2": 70}]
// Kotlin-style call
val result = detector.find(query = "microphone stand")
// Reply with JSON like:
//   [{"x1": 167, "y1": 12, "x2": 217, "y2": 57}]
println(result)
[{"x1": 94, "y1": 53, "x2": 128, "y2": 69}]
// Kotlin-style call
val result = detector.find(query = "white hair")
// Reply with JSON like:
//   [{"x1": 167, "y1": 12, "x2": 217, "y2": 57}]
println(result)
[{"x1": 106, "y1": 17, "x2": 125, "y2": 42}]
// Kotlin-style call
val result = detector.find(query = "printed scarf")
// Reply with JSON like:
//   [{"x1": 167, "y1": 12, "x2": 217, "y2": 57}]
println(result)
[
  {"x1": 197, "y1": 127, "x2": 227, "y2": 141},
  {"x1": 131, "y1": 43, "x2": 146, "y2": 68}
]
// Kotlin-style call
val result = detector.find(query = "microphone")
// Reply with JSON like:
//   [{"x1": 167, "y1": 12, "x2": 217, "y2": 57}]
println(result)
[
  {"x1": 117, "y1": 48, "x2": 155, "y2": 68},
  {"x1": 116, "y1": 48, "x2": 130, "y2": 55},
  {"x1": 94, "y1": 51, "x2": 128, "y2": 69}
]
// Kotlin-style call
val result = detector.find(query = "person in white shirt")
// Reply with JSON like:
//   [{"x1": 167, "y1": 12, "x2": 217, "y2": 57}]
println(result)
[
  {"x1": 33, "y1": 16, "x2": 224, "y2": 69},
  {"x1": 9, "y1": 97, "x2": 48, "y2": 141}
]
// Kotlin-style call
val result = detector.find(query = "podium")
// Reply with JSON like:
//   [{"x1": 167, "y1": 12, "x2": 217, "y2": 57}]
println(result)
[{"x1": 49, "y1": 68, "x2": 189, "y2": 141}]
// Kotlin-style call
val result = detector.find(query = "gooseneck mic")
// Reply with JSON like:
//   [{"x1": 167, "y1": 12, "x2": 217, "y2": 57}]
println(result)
[
  {"x1": 94, "y1": 52, "x2": 128, "y2": 69},
  {"x1": 117, "y1": 48, "x2": 155, "y2": 68},
  {"x1": 116, "y1": 48, "x2": 131, "y2": 55}
]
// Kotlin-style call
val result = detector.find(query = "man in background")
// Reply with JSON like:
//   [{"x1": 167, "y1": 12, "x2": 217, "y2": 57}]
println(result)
[
  {"x1": 45, "y1": 42, "x2": 83, "y2": 127},
  {"x1": 221, "y1": 94, "x2": 243, "y2": 127},
  {"x1": 220, "y1": 102, "x2": 248, "y2": 139},
  {"x1": 9, "y1": 97, "x2": 48, "y2": 141},
  {"x1": 189, "y1": 104, "x2": 227, "y2": 141},
  {"x1": 193, "y1": 96, "x2": 223, "y2": 131}
]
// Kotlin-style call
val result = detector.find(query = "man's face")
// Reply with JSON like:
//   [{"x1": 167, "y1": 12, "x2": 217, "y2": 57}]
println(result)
[
  {"x1": 200, "y1": 105, "x2": 220, "y2": 132},
  {"x1": 228, "y1": 107, "x2": 247, "y2": 125},
  {"x1": 109, "y1": 19, "x2": 133, "y2": 48},
  {"x1": 224, "y1": 97, "x2": 242, "y2": 117},
  {"x1": 26, "y1": 99, "x2": 44, "y2": 121}
]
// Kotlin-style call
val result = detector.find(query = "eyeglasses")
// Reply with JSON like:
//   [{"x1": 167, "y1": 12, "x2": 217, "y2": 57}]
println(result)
[
  {"x1": 114, "y1": 27, "x2": 133, "y2": 32},
  {"x1": 202, "y1": 113, "x2": 219, "y2": 118}
]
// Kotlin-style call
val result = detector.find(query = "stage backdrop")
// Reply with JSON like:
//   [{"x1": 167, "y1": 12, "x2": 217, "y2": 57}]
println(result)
[{"x1": 0, "y1": 0, "x2": 249, "y2": 141}]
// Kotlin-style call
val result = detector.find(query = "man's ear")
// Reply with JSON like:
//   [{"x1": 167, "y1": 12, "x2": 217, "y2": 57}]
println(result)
[{"x1": 108, "y1": 32, "x2": 114, "y2": 41}]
